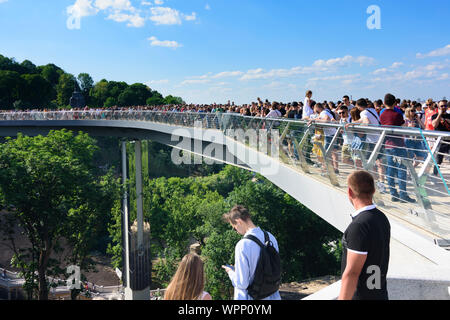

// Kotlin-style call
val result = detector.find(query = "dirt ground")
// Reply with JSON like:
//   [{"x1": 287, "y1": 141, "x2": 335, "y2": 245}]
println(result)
[{"x1": 279, "y1": 275, "x2": 340, "y2": 300}]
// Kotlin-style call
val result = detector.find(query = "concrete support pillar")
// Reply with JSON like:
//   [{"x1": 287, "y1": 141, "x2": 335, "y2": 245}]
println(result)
[
  {"x1": 123, "y1": 140, "x2": 150, "y2": 300},
  {"x1": 122, "y1": 140, "x2": 131, "y2": 300},
  {"x1": 135, "y1": 140, "x2": 144, "y2": 250}
]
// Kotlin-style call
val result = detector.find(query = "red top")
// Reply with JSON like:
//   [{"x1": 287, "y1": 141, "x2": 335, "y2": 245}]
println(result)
[
  {"x1": 380, "y1": 109, "x2": 405, "y2": 149},
  {"x1": 424, "y1": 108, "x2": 438, "y2": 131}
]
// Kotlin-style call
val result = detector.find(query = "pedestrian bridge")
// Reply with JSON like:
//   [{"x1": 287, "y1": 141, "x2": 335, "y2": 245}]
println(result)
[{"x1": 1, "y1": 110, "x2": 450, "y2": 299}]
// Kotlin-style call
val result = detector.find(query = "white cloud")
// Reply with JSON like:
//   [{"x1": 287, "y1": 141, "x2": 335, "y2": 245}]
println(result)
[
  {"x1": 94, "y1": 0, "x2": 135, "y2": 12},
  {"x1": 146, "y1": 79, "x2": 170, "y2": 86},
  {"x1": 67, "y1": 0, "x2": 99, "y2": 19},
  {"x1": 372, "y1": 62, "x2": 403, "y2": 75},
  {"x1": 107, "y1": 12, "x2": 145, "y2": 27},
  {"x1": 211, "y1": 71, "x2": 244, "y2": 79},
  {"x1": 180, "y1": 79, "x2": 211, "y2": 85},
  {"x1": 67, "y1": 0, "x2": 196, "y2": 29},
  {"x1": 149, "y1": 7, "x2": 182, "y2": 25},
  {"x1": 205, "y1": 4, "x2": 211, "y2": 10},
  {"x1": 148, "y1": 36, "x2": 182, "y2": 49},
  {"x1": 238, "y1": 55, "x2": 375, "y2": 81},
  {"x1": 371, "y1": 61, "x2": 449, "y2": 84},
  {"x1": 417, "y1": 44, "x2": 450, "y2": 59},
  {"x1": 183, "y1": 12, "x2": 197, "y2": 21},
  {"x1": 0, "y1": 0, "x2": 9, "y2": 4}
]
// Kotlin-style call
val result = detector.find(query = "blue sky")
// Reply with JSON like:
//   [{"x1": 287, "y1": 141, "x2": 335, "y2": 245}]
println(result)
[{"x1": 0, "y1": 0, "x2": 449, "y2": 104}]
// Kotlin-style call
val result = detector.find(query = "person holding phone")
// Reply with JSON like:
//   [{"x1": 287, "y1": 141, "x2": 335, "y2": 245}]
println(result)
[{"x1": 222, "y1": 205, "x2": 281, "y2": 300}]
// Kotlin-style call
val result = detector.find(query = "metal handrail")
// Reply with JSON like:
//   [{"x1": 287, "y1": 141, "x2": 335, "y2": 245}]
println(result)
[
  {"x1": 1, "y1": 110, "x2": 449, "y2": 138},
  {"x1": 1, "y1": 110, "x2": 449, "y2": 241}
]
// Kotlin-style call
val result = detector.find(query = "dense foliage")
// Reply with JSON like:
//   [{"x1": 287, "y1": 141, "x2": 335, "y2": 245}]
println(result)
[
  {"x1": 107, "y1": 159, "x2": 343, "y2": 300},
  {"x1": 0, "y1": 54, "x2": 184, "y2": 110},
  {"x1": 0, "y1": 130, "x2": 120, "y2": 300}
]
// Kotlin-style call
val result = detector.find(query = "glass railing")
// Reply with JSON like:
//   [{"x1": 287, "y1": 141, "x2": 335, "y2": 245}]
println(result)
[{"x1": 1, "y1": 110, "x2": 449, "y2": 241}]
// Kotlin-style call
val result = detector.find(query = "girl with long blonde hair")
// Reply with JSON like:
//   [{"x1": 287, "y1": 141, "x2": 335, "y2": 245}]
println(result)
[{"x1": 164, "y1": 253, "x2": 212, "y2": 300}]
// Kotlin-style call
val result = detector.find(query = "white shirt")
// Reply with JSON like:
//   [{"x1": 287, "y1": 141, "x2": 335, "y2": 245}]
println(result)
[
  {"x1": 319, "y1": 109, "x2": 337, "y2": 136},
  {"x1": 360, "y1": 108, "x2": 381, "y2": 143},
  {"x1": 302, "y1": 97, "x2": 314, "y2": 119},
  {"x1": 340, "y1": 118, "x2": 351, "y2": 145},
  {"x1": 266, "y1": 109, "x2": 281, "y2": 118},
  {"x1": 227, "y1": 227, "x2": 281, "y2": 300},
  {"x1": 351, "y1": 204, "x2": 377, "y2": 219}
]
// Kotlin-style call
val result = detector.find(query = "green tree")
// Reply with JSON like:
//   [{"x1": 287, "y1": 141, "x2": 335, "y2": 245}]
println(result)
[
  {"x1": 164, "y1": 95, "x2": 184, "y2": 105},
  {"x1": 20, "y1": 60, "x2": 38, "y2": 74},
  {"x1": 0, "y1": 70, "x2": 26, "y2": 109},
  {"x1": 77, "y1": 73, "x2": 94, "y2": 104},
  {"x1": 89, "y1": 79, "x2": 109, "y2": 107},
  {"x1": 146, "y1": 92, "x2": 164, "y2": 106},
  {"x1": 38, "y1": 64, "x2": 64, "y2": 87},
  {"x1": 104, "y1": 97, "x2": 118, "y2": 108},
  {"x1": 117, "y1": 83, "x2": 152, "y2": 107},
  {"x1": 21, "y1": 74, "x2": 54, "y2": 107},
  {"x1": 56, "y1": 73, "x2": 78, "y2": 107},
  {"x1": 0, "y1": 130, "x2": 120, "y2": 300}
]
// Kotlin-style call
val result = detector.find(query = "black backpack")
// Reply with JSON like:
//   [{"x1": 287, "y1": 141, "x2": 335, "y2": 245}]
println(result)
[{"x1": 244, "y1": 230, "x2": 282, "y2": 300}]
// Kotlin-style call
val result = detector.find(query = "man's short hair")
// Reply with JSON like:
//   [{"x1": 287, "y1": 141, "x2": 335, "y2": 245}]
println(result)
[
  {"x1": 347, "y1": 171, "x2": 376, "y2": 200},
  {"x1": 339, "y1": 105, "x2": 349, "y2": 111},
  {"x1": 223, "y1": 205, "x2": 251, "y2": 224},
  {"x1": 343, "y1": 95, "x2": 350, "y2": 100},
  {"x1": 315, "y1": 102, "x2": 324, "y2": 110},
  {"x1": 384, "y1": 93, "x2": 396, "y2": 107},
  {"x1": 356, "y1": 98, "x2": 368, "y2": 108}
]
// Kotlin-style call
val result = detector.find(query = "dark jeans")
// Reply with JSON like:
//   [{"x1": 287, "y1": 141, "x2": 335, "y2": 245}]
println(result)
[
  {"x1": 385, "y1": 147, "x2": 407, "y2": 198},
  {"x1": 433, "y1": 141, "x2": 450, "y2": 175}
]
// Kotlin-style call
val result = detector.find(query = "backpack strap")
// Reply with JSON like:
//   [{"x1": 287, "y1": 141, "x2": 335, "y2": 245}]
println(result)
[
  {"x1": 244, "y1": 234, "x2": 265, "y2": 248},
  {"x1": 244, "y1": 230, "x2": 271, "y2": 247},
  {"x1": 366, "y1": 109, "x2": 381, "y2": 125}
]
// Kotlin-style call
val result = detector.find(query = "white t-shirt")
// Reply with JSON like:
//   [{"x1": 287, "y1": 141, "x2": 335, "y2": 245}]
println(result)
[
  {"x1": 360, "y1": 108, "x2": 381, "y2": 143},
  {"x1": 303, "y1": 97, "x2": 314, "y2": 119},
  {"x1": 266, "y1": 109, "x2": 281, "y2": 118},
  {"x1": 346, "y1": 104, "x2": 355, "y2": 111},
  {"x1": 319, "y1": 109, "x2": 337, "y2": 136},
  {"x1": 340, "y1": 118, "x2": 351, "y2": 145}
]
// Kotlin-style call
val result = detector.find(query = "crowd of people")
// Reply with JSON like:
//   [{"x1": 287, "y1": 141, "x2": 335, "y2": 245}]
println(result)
[{"x1": 1, "y1": 91, "x2": 449, "y2": 202}]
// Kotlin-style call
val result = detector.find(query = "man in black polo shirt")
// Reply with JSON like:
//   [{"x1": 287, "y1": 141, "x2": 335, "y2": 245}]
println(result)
[{"x1": 339, "y1": 171, "x2": 391, "y2": 300}]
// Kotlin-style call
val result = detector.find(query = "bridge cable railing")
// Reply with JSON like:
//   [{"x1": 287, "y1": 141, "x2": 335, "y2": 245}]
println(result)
[{"x1": 1, "y1": 110, "x2": 449, "y2": 240}]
